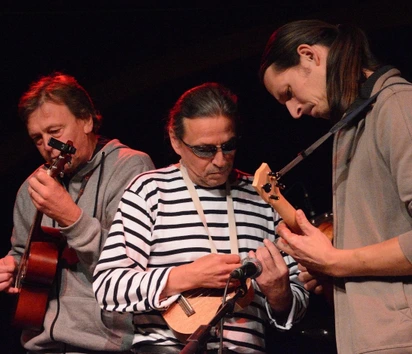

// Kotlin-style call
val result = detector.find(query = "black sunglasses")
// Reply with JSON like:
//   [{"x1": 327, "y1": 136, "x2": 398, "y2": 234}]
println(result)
[{"x1": 180, "y1": 137, "x2": 237, "y2": 158}]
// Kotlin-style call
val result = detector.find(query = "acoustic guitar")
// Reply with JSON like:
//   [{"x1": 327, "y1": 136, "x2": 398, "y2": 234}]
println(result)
[
  {"x1": 252, "y1": 162, "x2": 333, "y2": 241},
  {"x1": 12, "y1": 139, "x2": 76, "y2": 330},
  {"x1": 162, "y1": 279, "x2": 254, "y2": 343}
]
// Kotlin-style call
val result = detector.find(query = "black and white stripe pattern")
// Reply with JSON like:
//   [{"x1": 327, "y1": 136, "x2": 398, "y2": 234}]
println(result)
[{"x1": 93, "y1": 165, "x2": 308, "y2": 353}]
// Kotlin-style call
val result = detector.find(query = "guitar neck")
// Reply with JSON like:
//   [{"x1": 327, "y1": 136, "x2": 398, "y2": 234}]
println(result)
[
  {"x1": 268, "y1": 193, "x2": 301, "y2": 234},
  {"x1": 14, "y1": 210, "x2": 43, "y2": 288}
]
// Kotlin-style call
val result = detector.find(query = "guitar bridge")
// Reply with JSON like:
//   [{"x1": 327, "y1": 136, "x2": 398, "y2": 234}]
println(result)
[{"x1": 177, "y1": 294, "x2": 195, "y2": 317}]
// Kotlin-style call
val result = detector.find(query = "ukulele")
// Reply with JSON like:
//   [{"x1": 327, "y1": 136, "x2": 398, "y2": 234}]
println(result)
[
  {"x1": 252, "y1": 162, "x2": 333, "y2": 241},
  {"x1": 12, "y1": 138, "x2": 76, "y2": 330},
  {"x1": 162, "y1": 279, "x2": 254, "y2": 343},
  {"x1": 253, "y1": 162, "x2": 334, "y2": 306}
]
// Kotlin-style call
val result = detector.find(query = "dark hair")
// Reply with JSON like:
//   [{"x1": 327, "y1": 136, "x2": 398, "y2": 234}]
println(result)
[
  {"x1": 167, "y1": 82, "x2": 239, "y2": 139},
  {"x1": 18, "y1": 72, "x2": 102, "y2": 133},
  {"x1": 260, "y1": 20, "x2": 381, "y2": 122}
]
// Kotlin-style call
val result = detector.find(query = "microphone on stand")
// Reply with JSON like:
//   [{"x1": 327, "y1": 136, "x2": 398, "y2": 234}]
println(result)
[{"x1": 230, "y1": 256, "x2": 262, "y2": 280}]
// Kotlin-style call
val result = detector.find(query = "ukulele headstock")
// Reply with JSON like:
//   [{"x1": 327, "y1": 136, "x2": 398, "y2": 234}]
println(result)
[
  {"x1": 252, "y1": 163, "x2": 285, "y2": 207},
  {"x1": 46, "y1": 138, "x2": 76, "y2": 178}
]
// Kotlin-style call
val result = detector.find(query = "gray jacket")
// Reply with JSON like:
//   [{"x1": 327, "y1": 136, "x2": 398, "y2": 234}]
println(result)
[
  {"x1": 9, "y1": 138, "x2": 154, "y2": 352},
  {"x1": 333, "y1": 68, "x2": 412, "y2": 353}
]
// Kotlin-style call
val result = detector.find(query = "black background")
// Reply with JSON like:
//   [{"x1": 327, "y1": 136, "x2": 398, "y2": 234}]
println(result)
[{"x1": 1, "y1": 2, "x2": 411, "y2": 353}]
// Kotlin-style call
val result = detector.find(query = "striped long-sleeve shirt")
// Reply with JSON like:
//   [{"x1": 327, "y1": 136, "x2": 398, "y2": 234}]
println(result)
[{"x1": 93, "y1": 165, "x2": 308, "y2": 353}]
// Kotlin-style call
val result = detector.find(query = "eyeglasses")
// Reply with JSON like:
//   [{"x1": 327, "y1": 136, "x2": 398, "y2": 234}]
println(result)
[{"x1": 180, "y1": 137, "x2": 237, "y2": 158}]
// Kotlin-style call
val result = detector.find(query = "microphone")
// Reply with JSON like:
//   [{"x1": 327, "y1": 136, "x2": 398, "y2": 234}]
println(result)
[{"x1": 230, "y1": 257, "x2": 262, "y2": 280}]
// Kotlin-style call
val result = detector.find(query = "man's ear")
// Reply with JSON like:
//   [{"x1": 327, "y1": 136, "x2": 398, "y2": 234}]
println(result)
[
  {"x1": 297, "y1": 44, "x2": 320, "y2": 65},
  {"x1": 169, "y1": 130, "x2": 182, "y2": 155},
  {"x1": 83, "y1": 114, "x2": 94, "y2": 134}
]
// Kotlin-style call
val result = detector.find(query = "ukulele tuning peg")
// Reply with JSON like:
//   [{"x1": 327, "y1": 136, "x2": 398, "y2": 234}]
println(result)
[
  {"x1": 262, "y1": 183, "x2": 272, "y2": 193},
  {"x1": 269, "y1": 194, "x2": 280, "y2": 201},
  {"x1": 276, "y1": 182, "x2": 286, "y2": 190}
]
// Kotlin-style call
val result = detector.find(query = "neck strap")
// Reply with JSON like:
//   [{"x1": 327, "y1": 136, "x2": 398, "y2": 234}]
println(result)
[
  {"x1": 179, "y1": 163, "x2": 238, "y2": 254},
  {"x1": 277, "y1": 66, "x2": 408, "y2": 179}
]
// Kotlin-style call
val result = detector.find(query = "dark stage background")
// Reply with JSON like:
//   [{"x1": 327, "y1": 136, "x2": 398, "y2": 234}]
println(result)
[{"x1": 1, "y1": 2, "x2": 411, "y2": 353}]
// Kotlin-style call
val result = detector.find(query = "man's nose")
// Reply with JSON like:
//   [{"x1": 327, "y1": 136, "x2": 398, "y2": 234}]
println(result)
[
  {"x1": 43, "y1": 136, "x2": 54, "y2": 151},
  {"x1": 286, "y1": 100, "x2": 303, "y2": 119},
  {"x1": 212, "y1": 149, "x2": 227, "y2": 166}
]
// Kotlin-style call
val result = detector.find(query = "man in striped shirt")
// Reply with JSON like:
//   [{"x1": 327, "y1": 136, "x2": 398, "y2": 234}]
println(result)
[{"x1": 93, "y1": 82, "x2": 309, "y2": 354}]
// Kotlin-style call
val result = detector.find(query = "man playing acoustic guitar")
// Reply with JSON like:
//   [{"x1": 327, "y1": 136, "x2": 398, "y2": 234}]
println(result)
[
  {"x1": 93, "y1": 82, "x2": 309, "y2": 354},
  {"x1": 0, "y1": 72, "x2": 155, "y2": 353}
]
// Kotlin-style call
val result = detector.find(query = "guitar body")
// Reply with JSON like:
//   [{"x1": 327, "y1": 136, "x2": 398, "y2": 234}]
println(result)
[
  {"x1": 310, "y1": 212, "x2": 333, "y2": 242},
  {"x1": 13, "y1": 227, "x2": 62, "y2": 329},
  {"x1": 162, "y1": 281, "x2": 254, "y2": 343}
]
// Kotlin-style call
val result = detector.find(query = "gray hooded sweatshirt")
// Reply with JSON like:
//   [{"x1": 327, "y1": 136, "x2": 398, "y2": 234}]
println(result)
[
  {"x1": 9, "y1": 138, "x2": 154, "y2": 352},
  {"x1": 333, "y1": 69, "x2": 412, "y2": 353}
]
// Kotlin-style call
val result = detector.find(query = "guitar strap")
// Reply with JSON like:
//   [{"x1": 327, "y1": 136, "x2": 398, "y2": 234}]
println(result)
[
  {"x1": 179, "y1": 162, "x2": 238, "y2": 255},
  {"x1": 276, "y1": 65, "x2": 411, "y2": 178}
]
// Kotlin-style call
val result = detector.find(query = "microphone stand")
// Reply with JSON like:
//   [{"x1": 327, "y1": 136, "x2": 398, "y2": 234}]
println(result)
[{"x1": 179, "y1": 280, "x2": 248, "y2": 354}]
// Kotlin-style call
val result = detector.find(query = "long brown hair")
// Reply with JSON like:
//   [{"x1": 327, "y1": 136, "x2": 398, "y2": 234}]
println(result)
[{"x1": 260, "y1": 20, "x2": 381, "y2": 122}]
